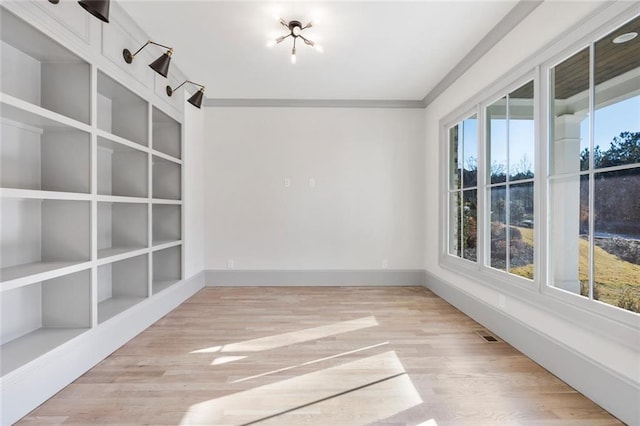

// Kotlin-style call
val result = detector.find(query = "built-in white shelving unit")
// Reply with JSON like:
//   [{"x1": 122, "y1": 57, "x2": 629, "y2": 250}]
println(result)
[{"x1": 0, "y1": 4, "x2": 184, "y2": 399}]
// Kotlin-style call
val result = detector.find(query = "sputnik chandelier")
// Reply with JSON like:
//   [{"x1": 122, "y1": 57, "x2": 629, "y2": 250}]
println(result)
[{"x1": 267, "y1": 18, "x2": 323, "y2": 64}]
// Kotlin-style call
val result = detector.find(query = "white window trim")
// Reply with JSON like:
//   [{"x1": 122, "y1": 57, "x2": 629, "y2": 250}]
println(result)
[{"x1": 439, "y1": 1, "x2": 640, "y2": 343}]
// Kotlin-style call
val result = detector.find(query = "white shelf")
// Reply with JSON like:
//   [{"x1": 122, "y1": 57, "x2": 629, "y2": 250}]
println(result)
[
  {"x1": 152, "y1": 245, "x2": 181, "y2": 294},
  {"x1": 0, "y1": 269, "x2": 91, "y2": 375},
  {"x1": 0, "y1": 328, "x2": 88, "y2": 376},
  {"x1": 97, "y1": 254, "x2": 148, "y2": 323},
  {"x1": 0, "y1": 9, "x2": 90, "y2": 124},
  {"x1": 97, "y1": 297, "x2": 147, "y2": 324},
  {"x1": 1, "y1": 106, "x2": 90, "y2": 193},
  {"x1": 0, "y1": 198, "x2": 90, "y2": 283},
  {"x1": 98, "y1": 137, "x2": 148, "y2": 198},
  {"x1": 97, "y1": 202, "x2": 148, "y2": 258},
  {"x1": 0, "y1": 188, "x2": 92, "y2": 201},
  {"x1": 97, "y1": 71, "x2": 148, "y2": 147},
  {"x1": 152, "y1": 155, "x2": 181, "y2": 200},
  {"x1": 152, "y1": 107, "x2": 181, "y2": 160},
  {"x1": 152, "y1": 279, "x2": 179, "y2": 295},
  {"x1": 153, "y1": 204, "x2": 181, "y2": 245}
]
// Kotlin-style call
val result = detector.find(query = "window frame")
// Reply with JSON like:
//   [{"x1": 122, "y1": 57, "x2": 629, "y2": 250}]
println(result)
[{"x1": 439, "y1": 2, "x2": 640, "y2": 332}]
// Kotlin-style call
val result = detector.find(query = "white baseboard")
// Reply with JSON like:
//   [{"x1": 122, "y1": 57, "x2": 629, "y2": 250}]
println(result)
[
  {"x1": 0, "y1": 271, "x2": 205, "y2": 426},
  {"x1": 205, "y1": 269, "x2": 427, "y2": 286},
  {"x1": 423, "y1": 271, "x2": 639, "y2": 426}
]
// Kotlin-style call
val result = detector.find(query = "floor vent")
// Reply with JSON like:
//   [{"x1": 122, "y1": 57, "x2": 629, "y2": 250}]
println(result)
[{"x1": 475, "y1": 329, "x2": 501, "y2": 343}]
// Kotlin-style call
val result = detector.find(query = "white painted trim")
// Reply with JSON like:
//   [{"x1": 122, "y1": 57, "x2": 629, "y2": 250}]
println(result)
[
  {"x1": 204, "y1": 98, "x2": 425, "y2": 109},
  {"x1": 423, "y1": 0, "x2": 543, "y2": 107},
  {"x1": 423, "y1": 271, "x2": 640, "y2": 426},
  {"x1": 0, "y1": 271, "x2": 205, "y2": 426},
  {"x1": 206, "y1": 269, "x2": 426, "y2": 287}
]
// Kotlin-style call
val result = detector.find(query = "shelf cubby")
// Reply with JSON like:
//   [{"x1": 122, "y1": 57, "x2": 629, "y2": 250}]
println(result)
[
  {"x1": 1, "y1": 111, "x2": 90, "y2": 193},
  {"x1": 152, "y1": 107, "x2": 181, "y2": 160},
  {"x1": 97, "y1": 202, "x2": 148, "y2": 259},
  {"x1": 152, "y1": 204, "x2": 181, "y2": 245},
  {"x1": 97, "y1": 71, "x2": 148, "y2": 147},
  {"x1": 0, "y1": 269, "x2": 91, "y2": 375},
  {"x1": 97, "y1": 137, "x2": 148, "y2": 198},
  {"x1": 0, "y1": 198, "x2": 90, "y2": 283},
  {"x1": 152, "y1": 245, "x2": 181, "y2": 294},
  {"x1": 97, "y1": 254, "x2": 148, "y2": 323},
  {"x1": 0, "y1": 9, "x2": 90, "y2": 124},
  {"x1": 152, "y1": 156, "x2": 181, "y2": 200}
]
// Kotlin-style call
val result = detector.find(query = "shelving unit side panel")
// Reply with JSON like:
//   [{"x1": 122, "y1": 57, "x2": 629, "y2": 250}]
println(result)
[
  {"x1": 41, "y1": 62, "x2": 90, "y2": 125},
  {"x1": 112, "y1": 203, "x2": 147, "y2": 248},
  {"x1": 97, "y1": 146, "x2": 112, "y2": 195},
  {"x1": 41, "y1": 129, "x2": 90, "y2": 193},
  {"x1": 0, "y1": 40, "x2": 41, "y2": 105},
  {"x1": 1, "y1": 119, "x2": 42, "y2": 190},
  {"x1": 112, "y1": 255, "x2": 148, "y2": 298},
  {"x1": 0, "y1": 282, "x2": 42, "y2": 345},
  {"x1": 97, "y1": 202, "x2": 112, "y2": 251},
  {"x1": 0, "y1": 198, "x2": 41, "y2": 268},
  {"x1": 41, "y1": 200, "x2": 90, "y2": 262},
  {"x1": 97, "y1": 263, "x2": 112, "y2": 303},
  {"x1": 41, "y1": 269, "x2": 91, "y2": 328}
]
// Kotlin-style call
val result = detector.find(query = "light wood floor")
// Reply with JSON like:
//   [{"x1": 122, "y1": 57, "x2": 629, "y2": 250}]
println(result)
[{"x1": 19, "y1": 287, "x2": 621, "y2": 425}]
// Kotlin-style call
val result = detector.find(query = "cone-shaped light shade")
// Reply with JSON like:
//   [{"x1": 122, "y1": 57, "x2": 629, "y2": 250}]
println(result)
[
  {"x1": 149, "y1": 51, "x2": 172, "y2": 78},
  {"x1": 188, "y1": 88, "x2": 204, "y2": 109},
  {"x1": 78, "y1": 0, "x2": 110, "y2": 23}
]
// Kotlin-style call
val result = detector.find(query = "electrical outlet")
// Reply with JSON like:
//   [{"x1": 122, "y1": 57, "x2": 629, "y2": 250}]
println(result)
[
  {"x1": 498, "y1": 294, "x2": 506, "y2": 309},
  {"x1": 381, "y1": 259, "x2": 389, "y2": 269},
  {"x1": 226, "y1": 259, "x2": 234, "y2": 269},
  {"x1": 284, "y1": 177, "x2": 291, "y2": 188}
]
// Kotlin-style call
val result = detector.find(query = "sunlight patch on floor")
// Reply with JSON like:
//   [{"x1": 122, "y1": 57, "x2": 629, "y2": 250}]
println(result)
[
  {"x1": 180, "y1": 350, "x2": 422, "y2": 426},
  {"x1": 190, "y1": 316, "x2": 378, "y2": 354},
  {"x1": 211, "y1": 355, "x2": 247, "y2": 366}
]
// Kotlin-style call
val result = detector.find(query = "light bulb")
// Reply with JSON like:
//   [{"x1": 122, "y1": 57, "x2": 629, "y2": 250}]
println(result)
[
  {"x1": 266, "y1": 40, "x2": 276, "y2": 48},
  {"x1": 315, "y1": 44, "x2": 324, "y2": 53},
  {"x1": 291, "y1": 53, "x2": 297, "y2": 64}
]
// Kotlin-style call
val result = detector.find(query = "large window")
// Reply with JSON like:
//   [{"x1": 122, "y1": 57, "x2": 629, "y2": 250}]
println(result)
[
  {"x1": 448, "y1": 115, "x2": 478, "y2": 262},
  {"x1": 486, "y1": 81, "x2": 535, "y2": 279},
  {"x1": 549, "y1": 15, "x2": 640, "y2": 314}
]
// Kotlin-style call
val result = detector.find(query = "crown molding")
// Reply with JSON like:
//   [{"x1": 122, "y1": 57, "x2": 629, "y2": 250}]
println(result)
[{"x1": 204, "y1": 98, "x2": 426, "y2": 109}]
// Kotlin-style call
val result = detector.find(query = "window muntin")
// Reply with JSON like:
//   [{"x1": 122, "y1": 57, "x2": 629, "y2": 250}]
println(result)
[
  {"x1": 448, "y1": 115, "x2": 478, "y2": 261},
  {"x1": 549, "y1": 15, "x2": 640, "y2": 314},
  {"x1": 486, "y1": 81, "x2": 535, "y2": 279}
]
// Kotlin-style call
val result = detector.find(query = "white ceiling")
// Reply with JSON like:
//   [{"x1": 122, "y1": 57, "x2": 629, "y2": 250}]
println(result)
[{"x1": 119, "y1": 1, "x2": 518, "y2": 101}]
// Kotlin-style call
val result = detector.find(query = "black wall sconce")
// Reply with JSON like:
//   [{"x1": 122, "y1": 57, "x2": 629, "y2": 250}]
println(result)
[
  {"x1": 166, "y1": 81, "x2": 205, "y2": 109},
  {"x1": 78, "y1": 0, "x2": 110, "y2": 23},
  {"x1": 123, "y1": 41, "x2": 173, "y2": 78}
]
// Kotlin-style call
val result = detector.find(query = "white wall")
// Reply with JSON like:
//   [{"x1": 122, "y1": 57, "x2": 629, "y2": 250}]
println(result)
[
  {"x1": 424, "y1": 1, "x2": 639, "y2": 423},
  {"x1": 184, "y1": 97, "x2": 205, "y2": 279},
  {"x1": 204, "y1": 107, "x2": 425, "y2": 270}
]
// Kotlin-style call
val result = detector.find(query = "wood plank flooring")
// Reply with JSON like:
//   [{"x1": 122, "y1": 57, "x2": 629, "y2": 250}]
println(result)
[{"x1": 19, "y1": 287, "x2": 621, "y2": 425}]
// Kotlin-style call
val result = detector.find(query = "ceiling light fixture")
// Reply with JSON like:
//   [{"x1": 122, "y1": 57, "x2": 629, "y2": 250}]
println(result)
[
  {"x1": 123, "y1": 40, "x2": 173, "y2": 78},
  {"x1": 267, "y1": 18, "x2": 322, "y2": 64},
  {"x1": 612, "y1": 32, "x2": 638, "y2": 44},
  {"x1": 78, "y1": 0, "x2": 110, "y2": 23},
  {"x1": 166, "y1": 81, "x2": 205, "y2": 109}
]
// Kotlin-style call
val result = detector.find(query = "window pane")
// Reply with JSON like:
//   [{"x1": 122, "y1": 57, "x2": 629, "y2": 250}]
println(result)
[
  {"x1": 487, "y1": 98, "x2": 507, "y2": 184},
  {"x1": 594, "y1": 16, "x2": 640, "y2": 170},
  {"x1": 463, "y1": 189, "x2": 477, "y2": 261},
  {"x1": 551, "y1": 47, "x2": 590, "y2": 173},
  {"x1": 509, "y1": 182, "x2": 534, "y2": 279},
  {"x1": 489, "y1": 185, "x2": 507, "y2": 270},
  {"x1": 594, "y1": 168, "x2": 640, "y2": 313},
  {"x1": 509, "y1": 81, "x2": 535, "y2": 181},
  {"x1": 449, "y1": 192, "x2": 461, "y2": 257},
  {"x1": 549, "y1": 174, "x2": 589, "y2": 297},
  {"x1": 462, "y1": 115, "x2": 478, "y2": 188},
  {"x1": 449, "y1": 125, "x2": 461, "y2": 190}
]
